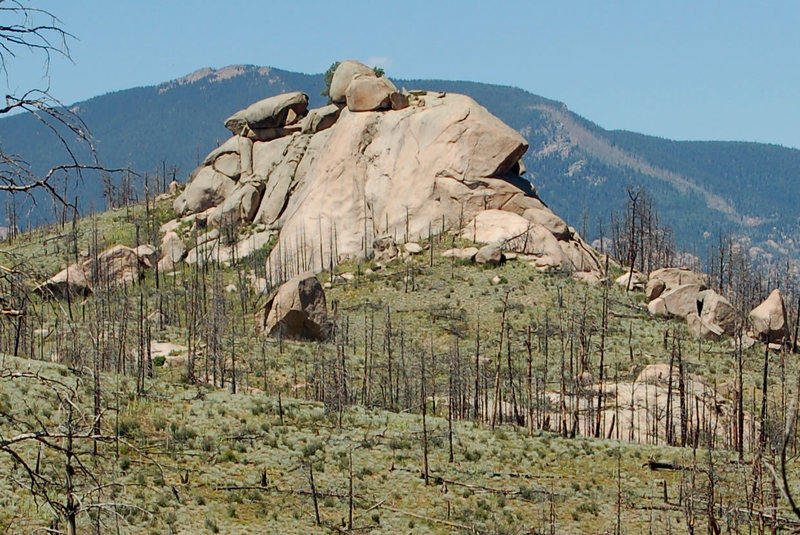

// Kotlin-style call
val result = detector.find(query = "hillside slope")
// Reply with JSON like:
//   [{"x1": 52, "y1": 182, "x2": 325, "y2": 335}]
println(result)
[{"x1": 1, "y1": 192, "x2": 798, "y2": 533}]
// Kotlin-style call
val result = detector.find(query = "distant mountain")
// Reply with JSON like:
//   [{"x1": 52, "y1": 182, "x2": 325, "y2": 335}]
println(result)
[{"x1": 2, "y1": 64, "x2": 799, "y2": 259}]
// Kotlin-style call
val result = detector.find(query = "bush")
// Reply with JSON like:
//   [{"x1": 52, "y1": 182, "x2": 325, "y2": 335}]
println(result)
[
  {"x1": 321, "y1": 61, "x2": 340, "y2": 100},
  {"x1": 117, "y1": 416, "x2": 140, "y2": 438},
  {"x1": 169, "y1": 423, "x2": 197, "y2": 442},
  {"x1": 204, "y1": 517, "x2": 219, "y2": 533},
  {"x1": 219, "y1": 449, "x2": 237, "y2": 463}
]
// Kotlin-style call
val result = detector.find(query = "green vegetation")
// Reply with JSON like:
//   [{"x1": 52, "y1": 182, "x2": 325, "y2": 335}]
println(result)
[
  {"x1": 321, "y1": 61, "x2": 340, "y2": 100},
  {"x1": 0, "y1": 197, "x2": 798, "y2": 533}
]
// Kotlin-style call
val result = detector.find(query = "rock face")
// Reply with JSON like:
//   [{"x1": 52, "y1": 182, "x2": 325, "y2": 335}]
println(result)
[
  {"x1": 749, "y1": 289, "x2": 788, "y2": 343},
  {"x1": 255, "y1": 273, "x2": 328, "y2": 340},
  {"x1": 175, "y1": 60, "x2": 606, "y2": 284}
]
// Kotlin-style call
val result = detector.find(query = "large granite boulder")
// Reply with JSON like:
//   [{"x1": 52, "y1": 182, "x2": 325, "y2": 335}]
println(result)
[
  {"x1": 698, "y1": 289, "x2": 737, "y2": 336},
  {"x1": 616, "y1": 270, "x2": 647, "y2": 291},
  {"x1": 474, "y1": 242, "x2": 504, "y2": 265},
  {"x1": 208, "y1": 183, "x2": 262, "y2": 228},
  {"x1": 224, "y1": 91, "x2": 309, "y2": 135},
  {"x1": 212, "y1": 153, "x2": 241, "y2": 179},
  {"x1": 300, "y1": 104, "x2": 341, "y2": 134},
  {"x1": 345, "y1": 74, "x2": 397, "y2": 112},
  {"x1": 329, "y1": 60, "x2": 376, "y2": 104},
  {"x1": 521, "y1": 207, "x2": 570, "y2": 240},
  {"x1": 255, "y1": 273, "x2": 328, "y2": 341},
  {"x1": 749, "y1": 289, "x2": 788, "y2": 343},
  {"x1": 202, "y1": 136, "x2": 241, "y2": 166},
  {"x1": 35, "y1": 263, "x2": 91, "y2": 299},
  {"x1": 173, "y1": 167, "x2": 236, "y2": 215},
  {"x1": 687, "y1": 312, "x2": 724, "y2": 340},
  {"x1": 83, "y1": 245, "x2": 144, "y2": 287},
  {"x1": 160, "y1": 231, "x2": 187, "y2": 264},
  {"x1": 647, "y1": 284, "x2": 704, "y2": 318},
  {"x1": 646, "y1": 267, "x2": 708, "y2": 301}
]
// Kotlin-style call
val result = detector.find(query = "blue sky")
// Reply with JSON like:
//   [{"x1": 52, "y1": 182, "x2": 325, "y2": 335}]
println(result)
[{"x1": 8, "y1": 1, "x2": 800, "y2": 148}]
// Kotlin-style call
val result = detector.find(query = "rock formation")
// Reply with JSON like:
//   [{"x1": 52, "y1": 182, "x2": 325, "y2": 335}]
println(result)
[
  {"x1": 167, "y1": 60, "x2": 605, "y2": 284},
  {"x1": 615, "y1": 270, "x2": 647, "y2": 291},
  {"x1": 474, "y1": 242, "x2": 504, "y2": 265}
]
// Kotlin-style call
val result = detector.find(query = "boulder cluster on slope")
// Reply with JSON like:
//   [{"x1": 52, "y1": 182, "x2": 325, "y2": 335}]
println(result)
[
  {"x1": 35, "y1": 244, "x2": 154, "y2": 298},
  {"x1": 171, "y1": 59, "x2": 605, "y2": 289},
  {"x1": 628, "y1": 266, "x2": 788, "y2": 344}
]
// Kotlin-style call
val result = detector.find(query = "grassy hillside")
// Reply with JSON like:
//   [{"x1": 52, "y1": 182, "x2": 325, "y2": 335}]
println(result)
[{"x1": 0, "y1": 196, "x2": 798, "y2": 533}]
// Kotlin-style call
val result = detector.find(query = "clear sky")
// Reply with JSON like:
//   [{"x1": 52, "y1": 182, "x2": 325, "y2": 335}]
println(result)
[{"x1": 7, "y1": 1, "x2": 800, "y2": 148}]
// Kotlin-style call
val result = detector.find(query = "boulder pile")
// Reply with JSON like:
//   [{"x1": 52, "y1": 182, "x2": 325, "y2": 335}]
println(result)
[
  {"x1": 36, "y1": 244, "x2": 153, "y2": 298},
  {"x1": 170, "y1": 59, "x2": 605, "y2": 281},
  {"x1": 641, "y1": 267, "x2": 738, "y2": 340},
  {"x1": 639, "y1": 266, "x2": 788, "y2": 344}
]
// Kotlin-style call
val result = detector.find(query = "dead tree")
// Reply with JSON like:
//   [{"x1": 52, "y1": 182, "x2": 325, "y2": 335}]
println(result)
[{"x1": 0, "y1": 368, "x2": 147, "y2": 533}]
